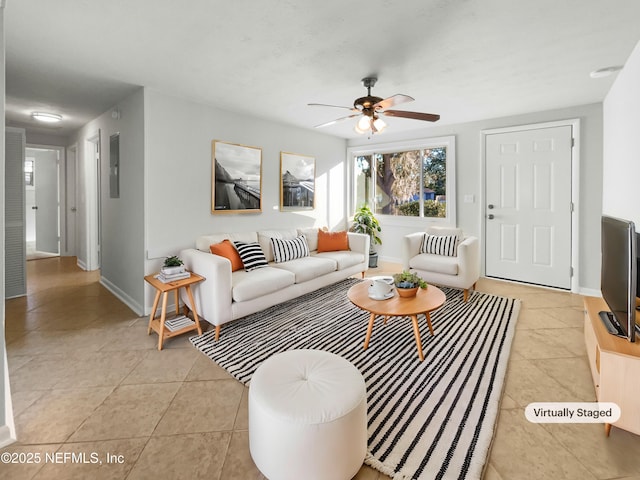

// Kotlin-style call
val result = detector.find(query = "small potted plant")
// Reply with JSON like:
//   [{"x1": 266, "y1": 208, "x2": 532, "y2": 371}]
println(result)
[
  {"x1": 349, "y1": 204, "x2": 382, "y2": 268},
  {"x1": 162, "y1": 256, "x2": 185, "y2": 275},
  {"x1": 392, "y1": 270, "x2": 427, "y2": 297}
]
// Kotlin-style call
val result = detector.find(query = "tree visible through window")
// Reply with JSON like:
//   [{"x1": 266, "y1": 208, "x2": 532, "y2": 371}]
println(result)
[{"x1": 354, "y1": 146, "x2": 447, "y2": 218}]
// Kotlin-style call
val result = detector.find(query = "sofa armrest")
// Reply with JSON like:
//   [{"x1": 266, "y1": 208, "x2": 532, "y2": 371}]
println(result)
[
  {"x1": 179, "y1": 248, "x2": 233, "y2": 326},
  {"x1": 457, "y1": 236, "x2": 480, "y2": 285},
  {"x1": 347, "y1": 232, "x2": 370, "y2": 256},
  {"x1": 402, "y1": 232, "x2": 425, "y2": 269}
]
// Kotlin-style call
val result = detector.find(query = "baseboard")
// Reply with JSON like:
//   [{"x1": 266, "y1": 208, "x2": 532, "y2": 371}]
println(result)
[
  {"x1": 578, "y1": 287, "x2": 601, "y2": 298},
  {"x1": 77, "y1": 258, "x2": 87, "y2": 271},
  {"x1": 378, "y1": 255, "x2": 402, "y2": 265},
  {"x1": 99, "y1": 276, "x2": 144, "y2": 316},
  {"x1": 0, "y1": 425, "x2": 15, "y2": 449}
]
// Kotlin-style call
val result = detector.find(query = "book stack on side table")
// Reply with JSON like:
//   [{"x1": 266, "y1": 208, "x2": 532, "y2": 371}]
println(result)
[{"x1": 156, "y1": 265, "x2": 190, "y2": 283}]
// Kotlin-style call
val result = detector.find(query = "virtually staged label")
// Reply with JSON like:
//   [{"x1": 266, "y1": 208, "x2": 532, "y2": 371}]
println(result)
[{"x1": 525, "y1": 402, "x2": 621, "y2": 423}]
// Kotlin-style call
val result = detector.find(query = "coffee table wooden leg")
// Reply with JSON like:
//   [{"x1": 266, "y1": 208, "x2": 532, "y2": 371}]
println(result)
[
  {"x1": 363, "y1": 312, "x2": 376, "y2": 350},
  {"x1": 411, "y1": 314, "x2": 424, "y2": 361},
  {"x1": 424, "y1": 312, "x2": 435, "y2": 336},
  {"x1": 185, "y1": 285, "x2": 202, "y2": 335},
  {"x1": 148, "y1": 290, "x2": 161, "y2": 334},
  {"x1": 174, "y1": 289, "x2": 180, "y2": 315},
  {"x1": 158, "y1": 292, "x2": 169, "y2": 351}
]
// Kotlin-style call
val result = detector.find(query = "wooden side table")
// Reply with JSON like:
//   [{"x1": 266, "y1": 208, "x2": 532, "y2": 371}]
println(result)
[{"x1": 144, "y1": 272, "x2": 205, "y2": 350}]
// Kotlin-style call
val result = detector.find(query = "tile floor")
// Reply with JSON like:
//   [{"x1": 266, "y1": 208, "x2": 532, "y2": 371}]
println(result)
[{"x1": 2, "y1": 257, "x2": 640, "y2": 479}]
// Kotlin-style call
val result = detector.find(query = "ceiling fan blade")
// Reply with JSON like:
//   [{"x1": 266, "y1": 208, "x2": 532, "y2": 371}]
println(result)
[
  {"x1": 314, "y1": 113, "x2": 361, "y2": 128},
  {"x1": 382, "y1": 110, "x2": 440, "y2": 122},
  {"x1": 373, "y1": 94, "x2": 414, "y2": 111},
  {"x1": 308, "y1": 103, "x2": 359, "y2": 112}
]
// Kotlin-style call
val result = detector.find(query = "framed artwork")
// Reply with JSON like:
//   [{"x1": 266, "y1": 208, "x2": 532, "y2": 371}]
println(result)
[
  {"x1": 280, "y1": 152, "x2": 315, "y2": 210},
  {"x1": 212, "y1": 140, "x2": 262, "y2": 214}
]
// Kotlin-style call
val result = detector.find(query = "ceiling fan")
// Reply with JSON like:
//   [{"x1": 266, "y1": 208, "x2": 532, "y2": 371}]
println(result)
[{"x1": 309, "y1": 76, "x2": 440, "y2": 134}]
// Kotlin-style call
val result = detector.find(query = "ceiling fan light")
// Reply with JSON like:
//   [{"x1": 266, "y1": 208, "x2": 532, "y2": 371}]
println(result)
[
  {"x1": 354, "y1": 123, "x2": 368, "y2": 134},
  {"x1": 31, "y1": 112, "x2": 62, "y2": 123},
  {"x1": 357, "y1": 115, "x2": 371, "y2": 131},
  {"x1": 373, "y1": 117, "x2": 386, "y2": 133}
]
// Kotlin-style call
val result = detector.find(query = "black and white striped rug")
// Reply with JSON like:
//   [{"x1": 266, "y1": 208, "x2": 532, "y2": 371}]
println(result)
[{"x1": 191, "y1": 278, "x2": 520, "y2": 480}]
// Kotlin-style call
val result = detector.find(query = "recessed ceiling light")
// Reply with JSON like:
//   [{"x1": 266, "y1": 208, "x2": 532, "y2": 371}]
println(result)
[
  {"x1": 589, "y1": 66, "x2": 623, "y2": 79},
  {"x1": 31, "y1": 112, "x2": 62, "y2": 123}
]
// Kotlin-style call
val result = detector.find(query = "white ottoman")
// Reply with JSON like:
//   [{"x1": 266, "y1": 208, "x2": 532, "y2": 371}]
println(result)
[{"x1": 249, "y1": 349, "x2": 367, "y2": 480}]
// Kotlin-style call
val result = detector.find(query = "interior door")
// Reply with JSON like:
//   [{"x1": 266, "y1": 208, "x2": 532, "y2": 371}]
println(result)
[
  {"x1": 485, "y1": 125, "x2": 572, "y2": 289},
  {"x1": 33, "y1": 148, "x2": 60, "y2": 254}
]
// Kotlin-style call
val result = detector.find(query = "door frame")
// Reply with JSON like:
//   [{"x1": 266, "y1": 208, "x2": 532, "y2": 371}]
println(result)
[
  {"x1": 480, "y1": 119, "x2": 581, "y2": 293},
  {"x1": 25, "y1": 144, "x2": 65, "y2": 256},
  {"x1": 64, "y1": 144, "x2": 78, "y2": 257}
]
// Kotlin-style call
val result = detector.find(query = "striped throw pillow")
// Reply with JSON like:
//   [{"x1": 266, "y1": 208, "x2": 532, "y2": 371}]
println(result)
[
  {"x1": 271, "y1": 235, "x2": 310, "y2": 263},
  {"x1": 420, "y1": 233, "x2": 459, "y2": 257},
  {"x1": 233, "y1": 242, "x2": 268, "y2": 271}
]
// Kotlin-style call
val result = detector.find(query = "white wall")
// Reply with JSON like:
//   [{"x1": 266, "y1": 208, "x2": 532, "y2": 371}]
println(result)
[
  {"x1": 603, "y1": 39, "x2": 640, "y2": 227},
  {"x1": 1, "y1": 4, "x2": 16, "y2": 448},
  {"x1": 143, "y1": 89, "x2": 347, "y2": 311},
  {"x1": 349, "y1": 103, "x2": 603, "y2": 291},
  {"x1": 69, "y1": 88, "x2": 146, "y2": 314}
]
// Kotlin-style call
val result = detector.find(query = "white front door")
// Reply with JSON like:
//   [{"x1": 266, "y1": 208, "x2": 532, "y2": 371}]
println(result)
[
  {"x1": 485, "y1": 125, "x2": 573, "y2": 289},
  {"x1": 33, "y1": 148, "x2": 60, "y2": 254}
]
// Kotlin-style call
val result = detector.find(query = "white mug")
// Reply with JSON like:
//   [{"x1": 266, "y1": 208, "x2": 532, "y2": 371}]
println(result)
[{"x1": 371, "y1": 279, "x2": 393, "y2": 297}]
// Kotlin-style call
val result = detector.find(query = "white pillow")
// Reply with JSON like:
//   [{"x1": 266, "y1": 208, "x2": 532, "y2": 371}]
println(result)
[
  {"x1": 270, "y1": 236, "x2": 310, "y2": 263},
  {"x1": 420, "y1": 233, "x2": 458, "y2": 257}
]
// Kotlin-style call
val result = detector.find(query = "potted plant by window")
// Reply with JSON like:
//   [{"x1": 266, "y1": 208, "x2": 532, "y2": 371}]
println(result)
[
  {"x1": 350, "y1": 204, "x2": 382, "y2": 268},
  {"x1": 392, "y1": 270, "x2": 428, "y2": 297}
]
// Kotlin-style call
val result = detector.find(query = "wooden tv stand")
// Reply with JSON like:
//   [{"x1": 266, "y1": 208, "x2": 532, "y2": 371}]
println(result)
[{"x1": 583, "y1": 296, "x2": 640, "y2": 436}]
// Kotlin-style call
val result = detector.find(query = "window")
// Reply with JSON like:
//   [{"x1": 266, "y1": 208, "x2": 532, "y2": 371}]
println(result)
[
  {"x1": 25, "y1": 158, "x2": 34, "y2": 186},
  {"x1": 350, "y1": 136, "x2": 455, "y2": 224}
]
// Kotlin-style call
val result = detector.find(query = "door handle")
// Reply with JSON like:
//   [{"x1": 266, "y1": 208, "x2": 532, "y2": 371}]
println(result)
[
  {"x1": 487, "y1": 214, "x2": 495, "y2": 220},
  {"x1": 71, "y1": 207, "x2": 77, "y2": 212},
  {"x1": 32, "y1": 206, "x2": 38, "y2": 210},
  {"x1": 487, "y1": 204, "x2": 494, "y2": 209}
]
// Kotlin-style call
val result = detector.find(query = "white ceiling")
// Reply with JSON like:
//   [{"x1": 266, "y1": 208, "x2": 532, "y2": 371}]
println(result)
[{"x1": 5, "y1": 0, "x2": 640, "y2": 139}]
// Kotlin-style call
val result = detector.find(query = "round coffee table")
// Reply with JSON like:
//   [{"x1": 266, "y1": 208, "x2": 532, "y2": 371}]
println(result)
[{"x1": 347, "y1": 280, "x2": 446, "y2": 361}]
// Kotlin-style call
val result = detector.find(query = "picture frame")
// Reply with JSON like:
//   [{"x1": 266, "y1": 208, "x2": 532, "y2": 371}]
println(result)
[
  {"x1": 280, "y1": 152, "x2": 315, "y2": 211},
  {"x1": 212, "y1": 140, "x2": 262, "y2": 214}
]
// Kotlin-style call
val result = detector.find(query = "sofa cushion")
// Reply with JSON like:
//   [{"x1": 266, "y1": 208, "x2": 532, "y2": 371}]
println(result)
[
  {"x1": 410, "y1": 253, "x2": 459, "y2": 275},
  {"x1": 209, "y1": 239, "x2": 244, "y2": 272},
  {"x1": 258, "y1": 229, "x2": 299, "y2": 262},
  {"x1": 317, "y1": 230, "x2": 349, "y2": 252},
  {"x1": 315, "y1": 251, "x2": 365, "y2": 270},
  {"x1": 420, "y1": 233, "x2": 459, "y2": 257},
  {"x1": 234, "y1": 242, "x2": 268, "y2": 271},
  {"x1": 232, "y1": 267, "x2": 296, "y2": 302},
  {"x1": 271, "y1": 256, "x2": 337, "y2": 283},
  {"x1": 196, "y1": 232, "x2": 257, "y2": 252},
  {"x1": 297, "y1": 227, "x2": 321, "y2": 252},
  {"x1": 271, "y1": 235, "x2": 310, "y2": 263}
]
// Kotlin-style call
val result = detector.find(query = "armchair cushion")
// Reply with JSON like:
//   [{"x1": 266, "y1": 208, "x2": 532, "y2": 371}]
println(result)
[
  {"x1": 420, "y1": 233, "x2": 459, "y2": 257},
  {"x1": 410, "y1": 254, "x2": 459, "y2": 276}
]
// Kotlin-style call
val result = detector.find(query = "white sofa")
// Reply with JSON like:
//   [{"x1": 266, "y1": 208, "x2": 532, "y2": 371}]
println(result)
[
  {"x1": 403, "y1": 226, "x2": 480, "y2": 302},
  {"x1": 180, "y1": 228, "x2": 370, "y2": 340}
]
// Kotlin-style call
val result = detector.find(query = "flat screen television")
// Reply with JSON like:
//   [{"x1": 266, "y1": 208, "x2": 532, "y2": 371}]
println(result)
[{"x1": 600, "y1": 215, "x2": 638, "y2": 342}]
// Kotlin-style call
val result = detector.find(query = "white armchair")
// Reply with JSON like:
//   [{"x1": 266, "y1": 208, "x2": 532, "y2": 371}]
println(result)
[{"x1": 402, "y1": 226, "x2": 480, "y2": 302}]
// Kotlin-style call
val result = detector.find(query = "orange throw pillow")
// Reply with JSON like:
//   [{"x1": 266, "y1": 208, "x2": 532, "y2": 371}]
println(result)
[
  {"x1": 209, "y1": 240, "x2": 243, "y2": 272},
  {"x1": 317, "y1": 230, "x2": 350, "y2": 253}
]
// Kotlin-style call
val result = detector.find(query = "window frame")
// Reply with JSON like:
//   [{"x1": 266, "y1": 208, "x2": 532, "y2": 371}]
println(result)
[{"x1": 348, "y1": 135, "x2": 456, "y2": 228}]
